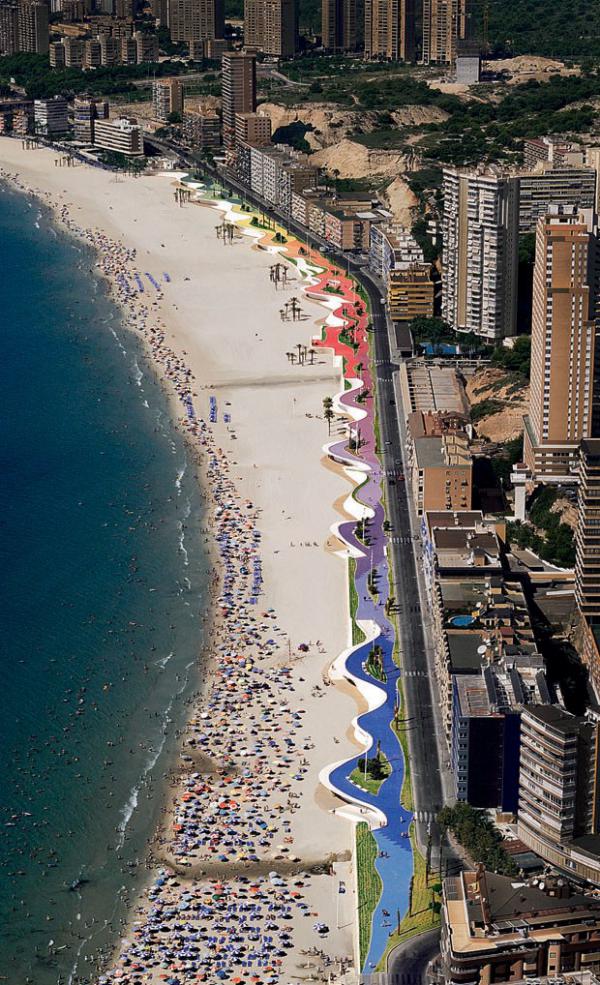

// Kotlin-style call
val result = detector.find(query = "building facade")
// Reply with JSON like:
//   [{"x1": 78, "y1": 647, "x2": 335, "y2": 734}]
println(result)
[
  {"x1": 577, "y1": 439, "x2": 600, "y2": 622},
  {"x1": 73, "y1": 96, "x2": 109, "y2": 141},
  {"x1": 524, "y1": 209, "x2": 600, "y2": 480},
  {"x1": 321, "y1": 0, "x2": 356, "y2": 51},
  {"x1": 0, "y1": 4, "x2": 19, "y2": 54},
  {"x1": 422, "y1": 0, "x2": 467, "y2": 65},
  {"x1": 364, "y1": 0, "x2": 415, "y2": 61},
  {"x1": 34, "y1": 96, "x2": 69, "y2": 136},
  {"x1": 234, "y1": 111, "x2": 271, "y2": 146},
  {"x1": 442, "y1": 867, "x2": 600, "y2": 985},
  {"x1": 18, "y1": 0, "x2": 49, "y2": 53},
  {"x1": 221, "y1": 51, "x2": 256, "y2": 149},
  {"x1": 518, "y1": 164, "x2": 597, "y2": 234},
  {"x1": 517, "y1": 705, "x2": 600, "y2": 884},
  {"x1": 442, "y1": 168, "x2": 520, "y2": 339},
  {"x1": 93, "y1": 117, "x2": 143, "y2": 156},
  {"x1": 169, "y1": 0, "x2": 224, "y2": 42},
  {"x1": 388, "y1": 265, "x2": 434, "y2": 320},
  {"x1": 152, "y1": 78, "x2": 184, "y2": 121},
  {"x1": 244, "y1": 0, "x2": 298, "y2": 57}
]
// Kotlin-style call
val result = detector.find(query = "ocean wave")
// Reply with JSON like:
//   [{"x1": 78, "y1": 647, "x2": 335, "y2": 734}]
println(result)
[
  {"x1": 132, "y1": 359, "x2": 143, "y2": 387},
  {"x1": 175, "y1": 458, "x2": 187, "y2": 493},
  {"x1": 155, "y1": 650, "x2": 174, "y2": 669}
]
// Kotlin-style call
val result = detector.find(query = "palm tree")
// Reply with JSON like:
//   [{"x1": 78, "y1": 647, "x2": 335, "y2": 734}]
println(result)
[
  {"x1": 323, "y1": 396, "x2": 334, "y2": 435},
  {"x1": 295, "y1": 342, "x2": 304, "y2": 365},
  {"x1": 289, "y1": 296, "x2": 301, "y2": 321},
  {"x1": 308, "y1": 348, "x2": 316, "y2": 365},
  {"x1": 290, "y1": 352, "x2": 297, "y2": 364}
]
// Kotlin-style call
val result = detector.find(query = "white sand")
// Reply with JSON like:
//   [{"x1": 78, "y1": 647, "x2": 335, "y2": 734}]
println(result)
[{"x1": 0, "y1": 140, "x2": 365, "y2": 979}]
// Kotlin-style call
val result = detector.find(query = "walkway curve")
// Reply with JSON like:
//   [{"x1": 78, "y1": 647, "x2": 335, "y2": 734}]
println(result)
[{"x1": 185, "y1": 178, "x2": 414, "y2": 972}]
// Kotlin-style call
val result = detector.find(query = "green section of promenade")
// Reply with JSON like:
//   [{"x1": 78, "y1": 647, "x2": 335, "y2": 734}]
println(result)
[{"x1": 356, "y1": 822, "x2": 383, "y2": 971}]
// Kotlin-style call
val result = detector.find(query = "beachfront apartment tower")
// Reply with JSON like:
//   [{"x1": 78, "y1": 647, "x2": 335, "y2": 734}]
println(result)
[
  {"x1": 322, "y1": 0, "x2": 357, "y2": 51},
  {"x1": 93, "y1": 118, "x2": 144, "y2": 157},
  {"x1": 33, "y1": 96, "x2": 69, "y2": 137},
  {"x1": 244, "y1": 0, "x2": 298, "y2": 57},
  {"x1": 517, "y1": 704, "x2": 600, "y2": 883},
  {"x1": 152, "y1": 78, "x2": 184, "y2": 121},
  {"x1": 222, "y1": 51, "x2": 256, "y2": 150},
  {"x1": 442, "y1": 168, "x2": 519, "y2": 340},
  {"x1": 0, "y1": 4, "x2": 19, "y2": 54},
  {"x1": 168, "y1": 0, "x2": 224, "y2": 43},
  {"x1": 523, "y1": 208, "x2": 600, "y2": 481},
  {"x1": 364, "y1": 0, "x2": 415, "y2": 61},
  {"x1": 422, "y1": 0, "x2": 468, "y2": 65},
  {"x1": 17, "y1": 0, "x2": 48, "y2": 54}
]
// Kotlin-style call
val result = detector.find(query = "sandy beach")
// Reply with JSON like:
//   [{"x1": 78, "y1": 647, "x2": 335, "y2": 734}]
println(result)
[{"x1": 0, "y1": 139, "x2": 371, "y2": 982}]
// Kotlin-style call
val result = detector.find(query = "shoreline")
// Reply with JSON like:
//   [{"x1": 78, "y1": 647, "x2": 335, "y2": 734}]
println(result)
[{"x1": 0, "y1": 141, "x2": 362, "y2": 982}]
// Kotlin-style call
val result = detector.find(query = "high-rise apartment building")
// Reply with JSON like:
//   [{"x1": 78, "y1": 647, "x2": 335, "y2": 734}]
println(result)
[
  {"x1": 517, "y1": 704, "x2": 600, "y2": 884},
  {"x1": 135, "y1": 29, "x2": 159, "y2": 61},
  {"x1": 169, "y1": 0, "x2": 224, "y2": 43},
  {"x1": 34, "y1": 96, "x2": 69, "y2": 137},
  {"x1": 364, "y1": 0, "x2": 415, "y2": 61},
  {"x1": 73, "y1": 96, "x2": 109, "y2": 141},
  {"x1": 524, "y1": 208, "x2": 600, "y2": 480},
  {"x1": 322, "y1": 0, "x2": 356, "y2": 51},
  {"x1": 63, "y1": 35, "x2": 84, "y2": 65},
  {"x1": 151, "y1": 0, "x2": 169, "y2": 24},
  {"x1": 422, "y1": 0, "x2": 467, "y2": 65},
  {"x1": 0, "y1": 4, "x2": 19, "y2": 54},
  {"x1": 93, "y1": 117, "x2": 143, "y2": 157},
  {"x1": 576, "y1": 439, "x2": 600, "y2": 620},
  {"x1": 244, "y1": 0, "x2": 297, "y2": 57},
  {"x1": 18, "y1": 0, "x2": 49, "y2": 54},
  {"x1": 235, "y1": 111, "x2": 272, "y2": 147},
  {"x1": 83, "y1": 37, "x2": 102, "y2": 66},
  {"x1": 221, "y1": 51, "x2": 256, "y2": 149},
  {"x1": 518, "y1": 163, "x2": 597, "y2": 234},
  {"x1": 152, "y1": 77, "x2": 184, "y2": 121},
  {"x1": 442, "y1": 168, "x2": 519, "y2": 339}
]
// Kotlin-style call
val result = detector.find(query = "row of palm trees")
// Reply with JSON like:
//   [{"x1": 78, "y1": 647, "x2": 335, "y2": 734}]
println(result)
[
  {"x1": 269, "y1": 262, "x2": 289, "y2": 288},
  {"x1": 214, "y1": 220, "x2": 237, "y2": 243},
  {"x1": 279, "y1": 296, "x2": 303, "y2": 321},
  {"x1": 286, "y1": 344, "x2": 317, "y2": 366}
]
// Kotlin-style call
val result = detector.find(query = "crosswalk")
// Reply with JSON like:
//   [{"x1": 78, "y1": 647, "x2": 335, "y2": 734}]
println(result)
[
  {"x1": 389, "y1": 535, "x2": 413, "y2": 544},
  {"x1": 414, "y1": 809, "x2": 437, "y2": 824},
  {"x1": 402, "y1": 669, "x2": 428, "y2": 679}
]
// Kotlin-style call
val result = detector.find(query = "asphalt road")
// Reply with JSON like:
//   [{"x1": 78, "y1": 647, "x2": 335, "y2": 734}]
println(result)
[{"x1": 387, "y1": 928, "x2": 442, "y2": 985}]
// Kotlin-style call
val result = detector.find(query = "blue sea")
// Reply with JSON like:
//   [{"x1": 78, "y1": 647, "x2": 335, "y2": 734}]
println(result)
[{"x1": 0, "y1": 183, "x2": 209, "y2": 983}]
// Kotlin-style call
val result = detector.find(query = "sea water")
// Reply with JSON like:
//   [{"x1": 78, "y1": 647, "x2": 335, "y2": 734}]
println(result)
[{"x1": 0, "y1": 183, "x2": 209, "y2": 982}]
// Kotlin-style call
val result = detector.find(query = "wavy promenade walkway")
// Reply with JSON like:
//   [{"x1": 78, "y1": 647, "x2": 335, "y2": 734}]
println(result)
[{"x1": 187, "y1": 178, "x2": 415, "y2": 972}]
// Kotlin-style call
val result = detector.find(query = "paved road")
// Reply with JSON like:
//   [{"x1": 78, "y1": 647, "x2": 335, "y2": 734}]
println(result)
[{"x1": 387, "y1": 928, "x2": 441, "y2": 985}]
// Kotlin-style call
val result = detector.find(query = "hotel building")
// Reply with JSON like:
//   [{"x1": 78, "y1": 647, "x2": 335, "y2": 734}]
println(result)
[
  {"x1": 442, "y1": 867, "x2": 600, "y2": 985},
  {"x1": 523, "y1": 208, "x2": 600, "y2": 481},
  {"x1": 422, "y1": 0, "x2": 468, "y2": 65},
  {"x1": 152, "y1": 78, "x2": 184, "y2": 121},
  {"x1": 442, "y1": 168, "x2": 520, "y2": 339},
  {"x1": 322, "y1": 0, "x2": 356, "y2": 51},
  {"x1": 577, "y1": 439, "x2": 600, "y2": 621},
  {"x1": 93, "y1": 117, "x2": 143, "y2": 156},
  {"x1": 364, "y1": 0, "x2": 415, "y2": 61},
  {"x1": 169, "y1": 0, "x2": 224, "y2": 43},
  {"x1": 235, "y1": 111, "x2": 271, "y2": 147},
  {"x1": 182, "y1": 108, "x2": 221, "y2": 149},
  {"x1": 244, "y1": 0, "x2": 298, "y2": 57},
  {"x1": 34, "y1": 96, "x2": 69, "y2": 137},
  {"x1": 222, "y1": 51, "x2": 256, "y2": 149},
  {"x1": 18, "y1": 0, "x2": 48, "y2": 54},
  {"x1": 0, "y1": 4, "x2": 18, "y2": 54},
  {"x1": 73, "y1": 96, "x2": 109, "y2": 141},
  {"x1": 518, "y1": 164, "x2": 597, "y2": 234},
  {"x1": 388, "y1": 265, "x2": 435, "y2": 320},
  {"x1": 517, "y1": 704, "x2": 600, "y2": 885}
]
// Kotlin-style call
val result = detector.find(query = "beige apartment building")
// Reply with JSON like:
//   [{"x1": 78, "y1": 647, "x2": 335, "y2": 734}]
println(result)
[
  {"x1": 422, "y1": 0, "x2": 467, "y2": 65},
  {"x1": 388, "y1": 264, "x2": 434, "y2": 320},
  {"x1": 169, "y1": 0, "x2": 224, "y2": 42},
  {"x1": 406, "y1": 410, "x2": 472, "y2": 515},
  {"x1": 235, "y1": 111, "x2": 271, "y2": 146},
  {"x1": 244, "y1": 0, "x2": 297, "y2": 57},
  {"x1": 517, "y1": 704, "x2": 600, "y2": 885},
  {"x1": 0, "y1": 4, "x2": 18, "y2": 54},
  {"x1": 18, "y1": 0, "x2": 48, "y2": 54},
  {"x1": 524, "y1": 208, "x2": 600, "y2": 480},
  {"x1": 152, "y1": 78, "x2": 184, "y2": 121},
  {"x1": 93, "y1": 117, "x2": 143, "y2": 156},
  {"x1": 321, "y1": 0, "x2": 356, "y2": 50},
  {"x1": 364, "y1": 0, "x2": 415, "y2": 60},
  {"x1": 222, "y1": 52, "x2": 256, "y2": 149},
  {"x1": 442, "y1": 167, "x2": 520, "y2": 339}
]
